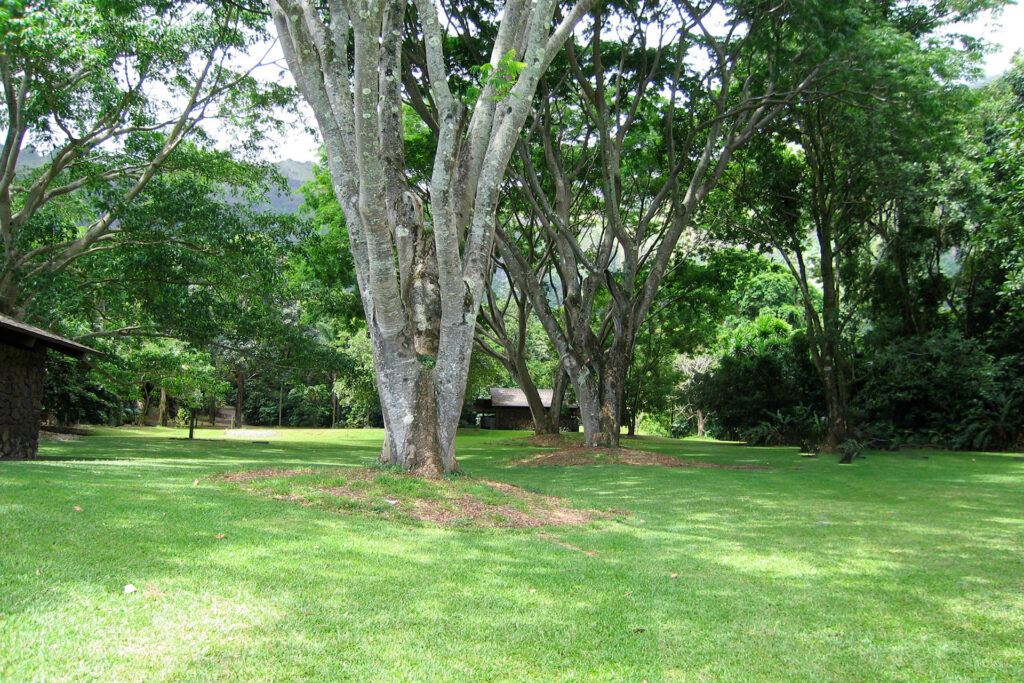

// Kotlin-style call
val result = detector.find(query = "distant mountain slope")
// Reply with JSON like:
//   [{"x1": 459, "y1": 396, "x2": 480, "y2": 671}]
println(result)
[
  {"x1": 265, "y1": 159, "x2": 314, "y2": 214},
  {"x1": 15, "y1": 147, "x2": 315, "y2": 215}
]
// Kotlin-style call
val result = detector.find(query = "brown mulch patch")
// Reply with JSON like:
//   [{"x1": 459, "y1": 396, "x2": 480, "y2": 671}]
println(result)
[
  {"x1": 406, "y1": 488, "x2": 599, "y2": 529},
  {"x1": 216, "y1": 467, "x2": 315, "y2": 483},
  {"x1": 515, "y1": 446, "x2": 773, "y2": 471},
  {"x1": 506, "y1": 433, "x2": 583, "y2": 448},
  {"x1": 39, "y1": 431, "x2": 82, "y2": 442},
  {"x1": 214, "y1": 467, "x2": 608, "y2": 529}
]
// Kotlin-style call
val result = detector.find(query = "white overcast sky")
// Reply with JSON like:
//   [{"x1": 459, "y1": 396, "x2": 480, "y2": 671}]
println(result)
[
  {"x1": 966, "y1": 1, "x2": 1024, "y2": 77},
  {"x1": 259, "y1": 2, "x2": 1024, "y2": 164}
]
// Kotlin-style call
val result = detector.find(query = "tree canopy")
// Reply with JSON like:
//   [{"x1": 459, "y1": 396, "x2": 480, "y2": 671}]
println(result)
[{"x1": 5, "y1": 0, "x2": 1022, "y2": 461}]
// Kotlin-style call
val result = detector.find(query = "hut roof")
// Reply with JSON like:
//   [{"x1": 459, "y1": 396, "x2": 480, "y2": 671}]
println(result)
[
  {"x1": 0, "y1": 314, "x2": 98, "y2": 359},
  {"x1": 488, "y1": 387, "x2": 555, "y2": 408}
]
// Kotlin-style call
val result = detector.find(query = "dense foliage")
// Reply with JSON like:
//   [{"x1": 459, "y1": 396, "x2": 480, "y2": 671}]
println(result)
[{"x1": 8, "y1": 0, "x2": 1022, "y2": 452}]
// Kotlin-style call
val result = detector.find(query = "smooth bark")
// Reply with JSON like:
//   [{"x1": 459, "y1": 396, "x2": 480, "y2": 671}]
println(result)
[
  {"x1": 232, "y1": 366, "x2": 244, "y2": 429},
  {"x1": 270, "y1": 0, "x2": 591, "y2": 475}
]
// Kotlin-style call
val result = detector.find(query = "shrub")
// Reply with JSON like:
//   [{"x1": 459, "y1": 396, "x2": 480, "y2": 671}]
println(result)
[
  {"x1": 692, "y1": 322, "x2": 823, "y2": 442},
  {"x1": 853, "y1": 331, "x2": 1004, "y2": 448}
]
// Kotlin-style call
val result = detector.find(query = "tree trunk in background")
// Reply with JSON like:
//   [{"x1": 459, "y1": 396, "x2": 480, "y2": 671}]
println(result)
[
  {"x1": 138, "y1": 384, "x2": 152, "y2": 426},
  {"x1": 595, "y1": 366, "x2": 626, "y2": 447},
  {"x1": 331, "y1": 371, "x2": 338, "y2": 428},
  {"x1": 546, "y1": 369, "x2": 569, "y2": 434},
  {"x1": 232, "y1": 367, "x2": 244, "y2": 429},
  {"x1": 823, "y1": 350, "x2": 851, "y2": 455},
  {"x1": 277, "y1": 381, "x2": 284, "y2": 427},
  {"x1": 565, "y1": 328, "x2": 632, "y2": 447},
  {"x1": 475, "y1": 273, "x2": 562, "y2": 435},
  {"x1": 157, "y1": 388, "x2": 168, "y2": 427},
  {"x1": 513, "y1": 354, "x2": 559, "y2": 435}
]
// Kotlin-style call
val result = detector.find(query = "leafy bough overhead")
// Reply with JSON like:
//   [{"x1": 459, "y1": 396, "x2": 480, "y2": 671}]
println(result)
[{"x1": 0, "y1": 0, "x2": 290, "y2": 319}]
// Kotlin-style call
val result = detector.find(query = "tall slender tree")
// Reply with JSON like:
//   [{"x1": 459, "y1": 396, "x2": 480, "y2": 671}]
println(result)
[
  {"x1": 715, "y1": 0, "x2": 994, "y2": 453},
  {"x1": 494, "y1": 0, "x2": 843, "y2": 446}
]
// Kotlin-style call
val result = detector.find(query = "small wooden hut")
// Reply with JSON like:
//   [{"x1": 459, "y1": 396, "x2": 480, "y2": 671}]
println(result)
[
  {"x1": 473, "y1": 387, "x2": 579, "y2": 431},
  {"x1": 0, "y1": 314, "x2": 97, "y2": 459}
]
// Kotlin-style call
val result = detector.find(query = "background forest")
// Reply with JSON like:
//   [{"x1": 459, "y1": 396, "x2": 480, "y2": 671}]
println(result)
[{"x1": 3, "y1": 0, "x2": 1022, "y2": 455}]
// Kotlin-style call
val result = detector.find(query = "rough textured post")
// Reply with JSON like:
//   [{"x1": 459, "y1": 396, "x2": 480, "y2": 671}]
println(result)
[
  {"x1": 0, "y1": 345, "x2": 47, "y2": 460},
  {"x1": 232, "y1": 366, "x2": 244, "y2": 429},
  {"x1": 158, "y1": 387, "x2": 169, "y2": 426}
]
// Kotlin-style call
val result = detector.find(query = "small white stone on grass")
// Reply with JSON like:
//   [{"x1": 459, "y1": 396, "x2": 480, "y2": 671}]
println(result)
[{"x1": 123, "y1": 584, "x2": 137, "y2": 594}]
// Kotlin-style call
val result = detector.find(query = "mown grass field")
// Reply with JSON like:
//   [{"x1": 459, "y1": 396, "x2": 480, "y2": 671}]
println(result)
[{"x1": 1, "y1": 427, "x2": 1022, "y2": 681}]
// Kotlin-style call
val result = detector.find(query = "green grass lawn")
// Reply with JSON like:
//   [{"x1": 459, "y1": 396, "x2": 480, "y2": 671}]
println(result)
[{"x1": 2, "y1": 427, "x2": 1022, "y2": 681}]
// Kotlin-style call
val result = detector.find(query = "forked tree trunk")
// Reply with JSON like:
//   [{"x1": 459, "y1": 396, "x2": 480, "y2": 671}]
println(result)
[
  {"x1": 377, "y1": 361, "x2": 445, "y2": 478},
  {"x1": 576, "y1": 379, "x2": 625, "y2": 447},
  {"x1": 559, "y1": 320, "x2": 633, "y2": 448},
  {"x1": 270, "y1": 0, "x2": 590, "y2": 477}
]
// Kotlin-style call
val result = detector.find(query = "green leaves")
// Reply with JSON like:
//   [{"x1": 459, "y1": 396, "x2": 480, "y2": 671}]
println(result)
[{"x1": 467, "y1": 50, "x2": 526, "y2": 103}]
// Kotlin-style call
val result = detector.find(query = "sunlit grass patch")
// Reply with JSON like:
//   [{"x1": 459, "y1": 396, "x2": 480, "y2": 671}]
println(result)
[
  {"x1": 4, "y1": 427, "x2": 1023, "y2": 681},
  {"x1": 215, "y1": 466, "x2": 608, "y2": 528}
]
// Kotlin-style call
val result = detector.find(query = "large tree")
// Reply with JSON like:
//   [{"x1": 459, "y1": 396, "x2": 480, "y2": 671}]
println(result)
[
  {"x1": 493, "y1": 0, "x2": 847, "y2": 447},
  {"x1": 716, "y1": 1, "x2": 991, "y2": 454},
  {"x1": 269, "y1": 0, "x2": 591, "y2": 476}
]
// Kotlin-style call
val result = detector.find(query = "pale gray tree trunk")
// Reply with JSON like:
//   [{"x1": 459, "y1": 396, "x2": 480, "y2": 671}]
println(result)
[
  {"x1": 270, "y1": 0, "x2": 591, "y2": 476},
  {"x1": 158, "y1": 387, "x2": 169, "y2": 427}
]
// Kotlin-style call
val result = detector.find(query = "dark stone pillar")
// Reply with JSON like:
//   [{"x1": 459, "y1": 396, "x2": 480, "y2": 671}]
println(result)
[{"x1": 0, "y1": 344, "x2": 47, "y2": 459}]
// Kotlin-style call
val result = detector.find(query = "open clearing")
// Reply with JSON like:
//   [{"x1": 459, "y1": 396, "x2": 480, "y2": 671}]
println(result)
[{"x1": 1, "y1": 427, "x2": 1022, "y2": 681}]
